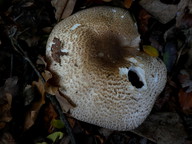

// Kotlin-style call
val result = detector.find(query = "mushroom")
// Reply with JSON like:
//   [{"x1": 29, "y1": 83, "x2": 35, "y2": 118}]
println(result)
[{"x1": 46, "y1": 6, "x2": 167, "y2": 131}]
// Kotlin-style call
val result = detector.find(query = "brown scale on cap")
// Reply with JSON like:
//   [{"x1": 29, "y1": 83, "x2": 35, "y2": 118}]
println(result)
[{"x1": 46, "y1": 6, "x2": 167, "y2": 131}]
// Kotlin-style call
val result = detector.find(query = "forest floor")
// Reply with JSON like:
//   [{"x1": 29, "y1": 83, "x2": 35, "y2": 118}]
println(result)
[{"x1": 0, "y1": 0, "x2": 192, "y2": 144}]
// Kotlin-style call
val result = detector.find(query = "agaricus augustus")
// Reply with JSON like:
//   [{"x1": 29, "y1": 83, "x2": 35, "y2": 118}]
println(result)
[{"x1": 46, "y1": 6, "x2": 167, "y2": 131}]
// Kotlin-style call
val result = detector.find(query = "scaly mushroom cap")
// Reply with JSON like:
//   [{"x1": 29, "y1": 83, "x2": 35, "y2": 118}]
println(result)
[{"x1": 46, "y1": 7, "x2": 167, "y2": 131}]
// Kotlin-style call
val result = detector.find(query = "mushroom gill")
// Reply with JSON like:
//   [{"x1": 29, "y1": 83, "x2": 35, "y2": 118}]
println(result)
[{"x1": 46, "y1": 6, "x2": 167, "y2": 131}]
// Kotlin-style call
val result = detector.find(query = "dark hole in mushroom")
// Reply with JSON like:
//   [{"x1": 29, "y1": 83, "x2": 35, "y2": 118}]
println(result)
[{"x1": 128, "y1": 70, "x2": 144, "y2": 88}]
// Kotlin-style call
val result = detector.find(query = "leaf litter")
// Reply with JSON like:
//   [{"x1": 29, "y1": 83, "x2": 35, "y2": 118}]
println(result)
[
  {"x1": 51, "y1": 0, "x2": 77, "y2": 21},
  {"x1": 0, "y1": 77, "x2": 18, "y2": 129},
  {"x1": 0, "y1": 0, "x2": 192, "y2": 143},
  {"x1": 24, "y1": 70, "x2": 74, "y2": 130}
]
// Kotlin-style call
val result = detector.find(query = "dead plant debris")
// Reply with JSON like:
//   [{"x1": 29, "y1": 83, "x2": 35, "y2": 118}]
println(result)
[{"x1": 0, "y1": 0, "x2": 192, "y2": 144}]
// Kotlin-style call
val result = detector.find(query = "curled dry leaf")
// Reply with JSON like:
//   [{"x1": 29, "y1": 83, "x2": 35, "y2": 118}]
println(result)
[
  {"x1": 42, "y1": 70, "x2": 53, "y2": 82},
  {"x1": 36, "y1": 55, "x2": 48, "y2": 72},
  {"x1": 24, "y1": 78, "x2": 46, "y2": 130},
  {"x1": 178, "y1": 70, "x2": 192, "y2": 93},
  {"x1": 176, "y1": 0, "x2": 192, "y2": 27},
  {"x1": 55, "y1": 91, "x2": 75, "y2": 113},
  {"x1": 179, "y1": 89, "x2": 192, "y2": 112},
  {"x1": 139, "y1": 0, "x2": 177, "y2": 24},
  {"x1": 25, "y1": 36, "x2": 40, "y2": 47},
  {"x1": 43, "y1": 71, "x2": 75, "y2": 112},
  {"x1": 180, "y1": 13, "x2": 192, "y2": 28},
  {"x1": 138, "y1": 9, "x2": 151, "y2": 33},
  {"x1": 0, "y1": 133, "x2": 16, "y2": 144},
  {"x1": 0, "y1": 77, "x2": 18, "y2": 129},
  {"x1": 24, "y1": 70, "x2": 75, "y2": 130},
  {"x1": 154, "y1": 84, "x2": 172, "y2": 110},
  {"x1": 24, "y1": 71, "x2": 51, "y2": 130},
  {"x1": 43, "y1": 103, "x2": 58, "y2": 133},
  {"x1": 132, "y1": 112, "x2": 187, "y2": 144},
  {"x1": 123, "y1": 0, "x2": 133, "y2": 9},
  {"x1": 42, "y1": 70, "x2": 75, "y2": 112},
  {"x1": 42, "y1": 27, "x2": 53, "y2": 34},
  {"x1": 2, "y1": 77, "x2": 18, "y2": 95},
  {"x1": 0, "y1": 93, "x2": 12, "y2": 129},
  {"x1": 43, "y1": 70, "x2": 59, "y2": 95},
  {"x1": 24, "y1": 85, "x2": 35, "y2": 106},
  {"x1": 21, "y1": 2, "x2": 34, "y2": 8},
  {"x1": 51, "y1": 0, "x2": 76, "y2": 21}
]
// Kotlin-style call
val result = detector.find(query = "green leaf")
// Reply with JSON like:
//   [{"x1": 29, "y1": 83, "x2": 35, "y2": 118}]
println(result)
[
  {"x1": 36, "y1": 142, "x2": 48, "y2": 144},
  {"x1": 47, "y1": 131, "x2": 64, "y2": 142},
  {"x1": 51, "y1": 119, "x2": 65, "y2": 129}
]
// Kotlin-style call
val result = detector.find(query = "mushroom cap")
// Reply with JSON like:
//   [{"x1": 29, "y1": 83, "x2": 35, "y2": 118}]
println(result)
[{"x1": 46, "y1": 6, "x2": 167, "y2": 131}]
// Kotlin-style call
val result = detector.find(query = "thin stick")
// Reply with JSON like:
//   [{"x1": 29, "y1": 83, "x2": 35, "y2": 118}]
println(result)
[
  {"x1": 10, "y1": 38, "x2": 46, "y2": 83},
  {"x1": 10, "y1": 37, "x2": 77, "y2": 144},
  {"x1": 10, "y1": 54, "x2": 13, "y2": 77}
]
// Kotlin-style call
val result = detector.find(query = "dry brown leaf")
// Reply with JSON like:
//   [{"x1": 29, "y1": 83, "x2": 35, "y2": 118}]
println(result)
[
  {"x1": 25, "y1": 36, "x2": 40, "y2": 47},
  {"x1": 23, "y1": 85, "x2": 34, "y2": 106},
  {"x1": 42, "y1": 70, "x2": 53, "y2": 81},
  {"x1": 138, "y1": 9, "x2": 151, "y2": 33},
  {"x1": 43, "y1": 103, "x2": 58, "y2": 133},
  {"x1": 123, "y1": 0, "x2": 133, "y2": 9},
  {"x1": 154, "y1": 85, "x2": 171, "y2": 110},
  {"x1": 23, "y1": 71, "x2": 51, "y2": 107},
  {"x1": 0, "y1": 133, "x2": 16, "y2": 144},
  {"x1": 176, "y1": 0, "x2": 192, "y2": 27},
  {"x1": 67, "y1": 117, "x2": 76, "y2": 128},
  {"x1": 55, "y1": 91, "x2": 75, "y2": 113},
  {"x1": 21, "y1": 2, "x2": 34, "y2": 8},
  {"x1": 24, "y1": 70, "x2": 74, "y2": 130},
  {"x1": 99, "y1": 128, "x2": 113, "y2": 139},
  {"x1": 0, "y1": 93, "x2": 12, "y2": 129},
  {"x1": 32, "y1": 79, "x2": 46, "y2": 100},
  {"x1": 42, "y1": 27, "x2": 53, "y2": 34},
  {"x1": 0, "y1": 77, "x2": 17, "y2": 129},
  {"x1": 43, "y1": 70, "x2": 59, "y2": 95},
  {"x1": 45, "y1": 83, "x2": 58, "y2": 95},
  {"x1": 132, "y1": 112, "x2": 187, "y2": 144},
  {"x1": 180, "y1": 13, "x2": 192, "y2": 28},
  {"x1": 0, "y1": 123, "x2": 6, "y2": 129},
  {"x1": 139, "y1": 0, "x2": 177, "y2": 24},
  {"x1": 42, "y1": 70, "x2": 75, "y2": 112},
  {"x1": 179, "y1": 89, "x2": 192, "y2": 112},
  {"x1": 24, "y1": 78, "x2": 46, "y2": 130},
  {"x1": 2, "y1": 77, "x2": 18, "y2": 96},
  {"x1": 51, "y1": 0, "x2": 76, "y2": 21},
  {"x1": 24, "y1": 111, "x2": 38, "y2": 130},
  {"x1": 178, "y1": 70, "x2": 192, "y2": 93}
]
